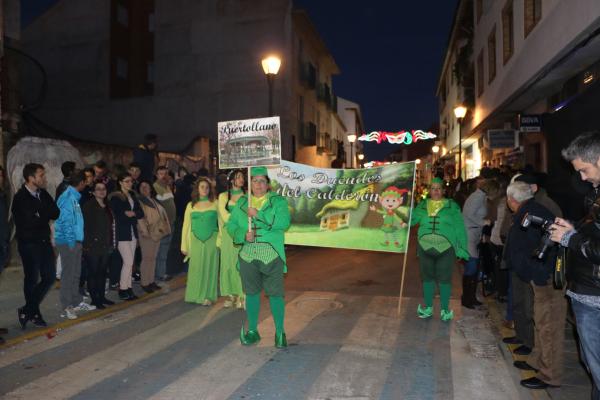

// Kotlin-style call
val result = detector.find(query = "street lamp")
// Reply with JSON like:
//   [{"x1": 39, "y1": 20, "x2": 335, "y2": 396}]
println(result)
[
  {"x1": 357, "y1": 153, "x2": 365, "y2": 168},
  {"x1": 453, "y1": 105, "x2": 467, "y2": 180},
  {"x1": 431, "y1": 145, "x2": 440, "y2": 154},
  {"x1": 347, "y1": 133, "x2": 357, "y2": 168},
  {"x1": 261, "y1": 55, "x2": 281, "y2": 116}
]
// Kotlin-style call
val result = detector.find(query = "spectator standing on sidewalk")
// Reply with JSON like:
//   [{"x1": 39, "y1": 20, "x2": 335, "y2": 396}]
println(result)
[
  {"x1": 79, "y1": 167, "x2": 96, "y2": 205},
  {"x1": 550, "y1": 131, "x2": 600, "y2": 399},
  {"x1": 133, "y1": 134, "x2": 158, "y2": 183},
  {"x1": 13, "y1": 163, "x2": 60, "y2": 329},
  {"x1": 128, "y1": 162, "x2": 142, "y2": 193},
  {"x1": 505, "y1": 181, "x2": 565, "y2": 390},
  {"x1": 153, "y1": 166, "x2": 176, "y2": 281},
  {"x1": 82, "y1": 181, "x2": 116, "y2": 309},
  {"x1": 56, "y1": 161, "x2": 76, "y2": 199},
  {"x1": 55, "y1": 170, "x2": 96, "y2": 320},
  {"x1": 137, "y1": 180, "x2": 170, "y2": 293},
  {"x1": 94, "y1": 160, "x2": 115, "y2": 193},
  {"x1": 0, "y1": 166, "x2": 9, "y2": 344},
  {"x1": 109, "y1": 173, "x2": 144, "y2": 301}
]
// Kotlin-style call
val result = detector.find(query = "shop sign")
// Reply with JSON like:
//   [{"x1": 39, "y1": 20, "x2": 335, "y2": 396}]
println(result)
[
  {"x1": 487, "y1": 129, "x2": 518, "y2": 149},
  {"x1": 520, "y1": 115, "x2": 541, "y2": 132}
]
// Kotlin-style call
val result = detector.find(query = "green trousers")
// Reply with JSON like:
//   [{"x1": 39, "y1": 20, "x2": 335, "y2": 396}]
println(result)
[{"x1": 417, "y1": 245, "x2": 456, "y2": 310}]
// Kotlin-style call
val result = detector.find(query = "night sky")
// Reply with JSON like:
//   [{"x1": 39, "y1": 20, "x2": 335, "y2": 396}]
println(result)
[{"x1": 21, "y1": 0, "x2": 459, "y2": 161}]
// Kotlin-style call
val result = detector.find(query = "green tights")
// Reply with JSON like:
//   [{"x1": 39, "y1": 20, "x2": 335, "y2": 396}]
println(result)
[{"x1": 245, "y1": 293, "x2": 285, "y2": 334}]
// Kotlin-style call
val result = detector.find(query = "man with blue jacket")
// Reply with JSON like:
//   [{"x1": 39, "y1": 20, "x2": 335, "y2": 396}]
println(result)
[{"x1": 55, "y1": 170, "x2": 95, "y2": 320}]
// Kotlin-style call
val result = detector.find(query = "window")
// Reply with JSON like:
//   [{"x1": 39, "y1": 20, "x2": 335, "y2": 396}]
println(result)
[
  {"x1": 147, "y1": 62, "x2": 154, "y2": 83},
  {"x1": 117, "y1": 3, "x2": 129, "y2": 27},
  {"x1": 524, "y1": 0, "x2": 542, "y2": 37},
  {"x1": 117, "y1": 57, "x2": 128, "y2": 79},
  {"x1": 488, "y1": 26, "x2": 496, "y2": 83},
  {"x1": 476, "y1": 0, "x2": 483, "y2": 23},
  {"x1": 477, "y1": 50, "x2": 484, "y2": 97},
  {"x1": 502, "y1": 0, "x2": 514, "y2": 64},
  {"x1": 148, "y1": 12, "x2": 155, "y2": 32}
]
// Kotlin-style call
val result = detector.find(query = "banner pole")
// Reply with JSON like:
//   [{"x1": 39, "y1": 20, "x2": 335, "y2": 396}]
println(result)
[
  {"x1": 247, "y1": 167, "x2": 252, "y2": 233},
  {"x1": 397, "y1": 162, "x2": 418, "y2": 317}
]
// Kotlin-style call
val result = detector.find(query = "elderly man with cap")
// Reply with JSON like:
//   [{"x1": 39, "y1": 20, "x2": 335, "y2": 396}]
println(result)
[
  {"x1": 411, "y1": 177, "x2": 469, "y2": 321},
  {"x1": 226, "y1": 166, "x2": 291, "y2": 348}
]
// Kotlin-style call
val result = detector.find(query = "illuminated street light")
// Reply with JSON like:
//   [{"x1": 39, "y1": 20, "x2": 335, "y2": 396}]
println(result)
[
  {"x1": 453, "y1": 105, "x2": 468, "y2": 180},
  {"x1": 261, "y1": 55, "x2": 281, "y2": 116},
  {"x1": 347, "y1": 134, "x2": 357, "y2": 168},
  {"x1": 415, "y1": 158, "x2": 421, "y2": 164},
  {"x1": 432, "y1": 145, "x2": 440, "y2": 153}
]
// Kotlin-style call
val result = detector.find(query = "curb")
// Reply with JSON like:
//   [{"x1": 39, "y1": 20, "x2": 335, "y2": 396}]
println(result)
[{"x1": 0, "y1": 275, "x2": 187, "y2": 350}]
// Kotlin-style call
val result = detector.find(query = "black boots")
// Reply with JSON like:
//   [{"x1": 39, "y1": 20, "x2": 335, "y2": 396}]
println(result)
[{"x1": 461, "y1": 275, "x2": 482, "y2": 309}]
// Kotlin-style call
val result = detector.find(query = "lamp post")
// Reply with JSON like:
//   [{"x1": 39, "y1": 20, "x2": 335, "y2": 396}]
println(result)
[
  {"x1": 347, "y1": 133, "x2": 357, "y2": 168},
  {"x1": 261, "y1": 56, "x2": 282, "y2": 116},
  {"x1": 453, "y1": 105, "x2": 467, "y2": 180},
  {"x1": 357, "y1": 153, "x2": 365, "y2": 168}
]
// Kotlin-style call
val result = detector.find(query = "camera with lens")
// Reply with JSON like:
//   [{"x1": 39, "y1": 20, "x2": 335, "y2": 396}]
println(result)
[{"x1": 521, "y1": 213, "x2": 556, "y2": 260}]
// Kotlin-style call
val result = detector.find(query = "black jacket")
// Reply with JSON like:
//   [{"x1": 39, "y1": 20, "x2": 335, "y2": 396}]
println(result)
[
  {"x1": 108, "y1": 191, "x2": 144, "y2": 241},
  {"x1": 12, "y1": 185, "x2": 60, "y2": 242},
  {"x1": 504, "y1": 199, "x2": 556, "y2": 285},
  {"x1": 82, "y1": 199, "x2": 114, "y2": 256},
  {"x1": 133, "y1": 145, "x2": 156, "y2": 182},
  {"x1": 565, "y1": 188, "x2": 600, "y2": 296}
]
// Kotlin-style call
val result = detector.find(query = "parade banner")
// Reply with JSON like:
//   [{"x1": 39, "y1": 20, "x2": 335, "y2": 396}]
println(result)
[
  {"x1": 267, "y1": 160, "x2": 416, "y2": 253},
  {"x1": 218, "y1": 116, "x2": 282, "y2": 169}
]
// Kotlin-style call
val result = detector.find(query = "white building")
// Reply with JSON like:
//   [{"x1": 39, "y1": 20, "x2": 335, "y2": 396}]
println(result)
[
  {"x1": 20, "y1": 0, "x2": 347, "y2": 168},
  {"x1": 437, "y1": 0, "x2": 600, "y2": 181},
  {"x1": 337, "y1": 97, "x2": 365, "y2": 168}
]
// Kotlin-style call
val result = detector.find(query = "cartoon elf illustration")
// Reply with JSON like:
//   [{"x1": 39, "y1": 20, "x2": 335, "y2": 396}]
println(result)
[{"x1": 370, "y1": 186, "x2": 409, "y2": 247}]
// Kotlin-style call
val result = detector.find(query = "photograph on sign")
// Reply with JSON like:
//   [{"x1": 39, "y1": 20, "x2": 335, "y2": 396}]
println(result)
[
  {"x1": 265, "y1": 160, "x2": 416, "y2": 253},
  {"x1": 218, "y1": 116, "x2": 282, "y2": 169}
]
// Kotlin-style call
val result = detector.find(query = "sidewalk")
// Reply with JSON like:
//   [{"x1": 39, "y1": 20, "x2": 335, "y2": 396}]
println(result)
[
  {"x1": 0, "y1": 260, "x2": 186, "y2": 348},
  {"x1": 486, "y1": 293, "x2": 592, "y2": 399}
]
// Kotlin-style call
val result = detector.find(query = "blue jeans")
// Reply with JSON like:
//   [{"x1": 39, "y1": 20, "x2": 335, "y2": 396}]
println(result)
[
  {"x1": 464, "y1": 257, "x2": 479, "y2": 276},
  {"x1": 571, "y1": 297, "x2": 600, "y2": 400},
  {"x1": 155, "y1": 232, "x2": 173, "y2": 279}
]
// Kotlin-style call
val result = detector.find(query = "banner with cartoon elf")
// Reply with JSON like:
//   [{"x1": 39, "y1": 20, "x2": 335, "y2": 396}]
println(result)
[{"x1": 266, "y1": 160, "x2": 416, "y2": 253}]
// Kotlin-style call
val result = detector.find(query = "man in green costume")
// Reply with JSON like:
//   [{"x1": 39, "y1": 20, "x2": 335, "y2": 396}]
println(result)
[
  {"x1": 411, "y1": 177, "x2": 469, "y2": 321},
  {"x1": 226, "y1": 166, "x2": 291, "y2": 348}
]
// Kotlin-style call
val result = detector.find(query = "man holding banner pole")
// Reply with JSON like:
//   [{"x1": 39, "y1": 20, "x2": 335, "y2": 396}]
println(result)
[{"x1": 226, "y1": 166, "x2": 291, "y2": 348}]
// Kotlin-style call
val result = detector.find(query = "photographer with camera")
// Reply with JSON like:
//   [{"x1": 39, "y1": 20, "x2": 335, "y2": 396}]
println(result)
[
  {"x1": 504, "y1": 181, "x2": 566, "y2": 390},
  {"x1": 550, "y1": 131, "x2": 600, "y2": 400}
]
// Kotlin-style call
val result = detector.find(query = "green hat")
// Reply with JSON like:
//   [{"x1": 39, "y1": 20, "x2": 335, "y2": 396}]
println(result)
[
  {"x1": 251, "y1": 166, "x2": 269, "y2": 177},
  {"x1": 431, "y1": 177, "x2": 444, "y2": 185}
]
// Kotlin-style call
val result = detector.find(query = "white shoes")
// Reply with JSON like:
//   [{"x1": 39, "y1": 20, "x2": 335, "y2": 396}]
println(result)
[
  {"x1": 73, "y1": 302, "x2": 97, "y2": 312},
  {"x1": 201, "y1": 299, "x2": 212, "y2": 306},
  {"x1": 223, "y1": 295, "x2": 235, "y2": 308},
  {"x1": 61, "y1": 307, "x2": 78, "y2": 320}
]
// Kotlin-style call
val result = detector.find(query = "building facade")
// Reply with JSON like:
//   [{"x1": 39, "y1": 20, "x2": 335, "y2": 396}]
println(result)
[
  {"x1": 437, "y1": 0, "x2": 600, "y2": 183},
  {"x1": 20, "y1": 0, "x2": 350, "y2": 168},
  {"x1": 336, "y1": 97, "x2": 365, "y2": 168}
]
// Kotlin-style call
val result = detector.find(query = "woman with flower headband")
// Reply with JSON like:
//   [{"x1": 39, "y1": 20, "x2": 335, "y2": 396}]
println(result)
[
  {"x1": 217, "y1": 169, "x2": 246, "y2": 309},
  {"x1": 411, "y1": 177, "x2": 469, "y2": 321}
]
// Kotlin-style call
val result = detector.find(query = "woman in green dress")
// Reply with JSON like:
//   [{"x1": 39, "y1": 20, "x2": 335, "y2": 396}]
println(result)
[
  {"x1": 181, "y1": 177, "x2": 219, "y2": 305},
  {"x1": 217, "y1": 169, "x2": 246, "y2": 309},
  {"x1": 411, "y1": 177, "x2": 469, "y2": 321}
]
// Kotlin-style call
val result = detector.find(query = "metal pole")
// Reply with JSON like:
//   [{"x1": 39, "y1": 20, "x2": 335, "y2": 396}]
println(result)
[
  {"x1": 267, "y1": 74, "x2": 275, "y2": 117},
  {"x1": 350, "y1": 142, "x2": 354, "y2": 168},
  {"x1": 458, "y1": 118, "x2": 462, "y2": 180}
]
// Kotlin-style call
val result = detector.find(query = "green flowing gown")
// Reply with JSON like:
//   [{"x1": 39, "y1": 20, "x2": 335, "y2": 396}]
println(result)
[
  {"x1": 182, "y1": 202, "x2": 219, "y2": 303},
  {"x1": 217, "y1": 192, "x2": 244, "y2": 297}
]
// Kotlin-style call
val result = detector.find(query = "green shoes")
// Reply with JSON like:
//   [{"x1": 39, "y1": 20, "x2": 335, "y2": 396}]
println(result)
[
  {"x1": 417, "y1": 304, "x2": 433, "y2": 319},
  {"x1": 441, "y1": 309, "x2": 454, "y2": 322},
  {"x1": 240, "y1": 327, "x2": 261, "y2": 346},
  {"x1": 275, "y1": 331, "x2": 287, "y2": 348}
]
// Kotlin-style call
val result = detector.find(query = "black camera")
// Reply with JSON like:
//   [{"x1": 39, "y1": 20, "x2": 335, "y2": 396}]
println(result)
[{"x1": 521, "y1": 213, "x2": 556, "y2": 260}]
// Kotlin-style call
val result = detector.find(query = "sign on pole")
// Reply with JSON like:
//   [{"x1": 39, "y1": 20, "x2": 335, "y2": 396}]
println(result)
[{"x1": 218, "y1": 116, "x2": 282, "y2": 169}]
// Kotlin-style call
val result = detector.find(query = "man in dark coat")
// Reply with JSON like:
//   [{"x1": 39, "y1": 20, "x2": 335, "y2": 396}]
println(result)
[{"x1": 133, "y1": 134, "x2": 158, "y2": 182}]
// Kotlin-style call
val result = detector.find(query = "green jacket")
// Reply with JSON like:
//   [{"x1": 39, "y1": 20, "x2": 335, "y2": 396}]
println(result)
[
  {"x1": 411, "y1": 198, "x2": 469, "y2": 260},
  {"x1": 226, "y1": 192, "x2": 291, "y2": 271}
]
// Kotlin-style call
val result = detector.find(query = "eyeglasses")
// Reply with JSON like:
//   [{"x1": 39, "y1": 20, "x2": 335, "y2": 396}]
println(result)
[{"x1": 252, "y1": 179, "x2": 268, "y2": 184}]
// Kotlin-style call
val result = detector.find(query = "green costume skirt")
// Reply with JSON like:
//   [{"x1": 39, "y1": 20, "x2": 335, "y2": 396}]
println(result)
[
  {"x1": 185, "y1": 232, "x2": 218, "y2": 303},
  {"x1": 219, "y1": 228, "x2": 244, "y2": 297}
]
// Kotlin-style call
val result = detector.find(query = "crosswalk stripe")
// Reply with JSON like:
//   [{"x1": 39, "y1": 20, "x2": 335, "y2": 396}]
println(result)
[
  {"x1": 2, "y1": 303, "x2": 225, "y2": 400},
  {"x1": 306, "y1": 296, "x2": 402, "y2": 399},
  {"x1": 147, "y1": 291, "x2": 340, "y2": 400},
  {"x1": 0, "y1": 290, "x2": 183, "y2": 369}
]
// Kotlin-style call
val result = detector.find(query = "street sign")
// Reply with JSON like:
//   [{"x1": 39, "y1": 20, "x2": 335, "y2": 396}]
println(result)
[{"x1": 519, "y1": 115, "x2": 541, "y2": 132}]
